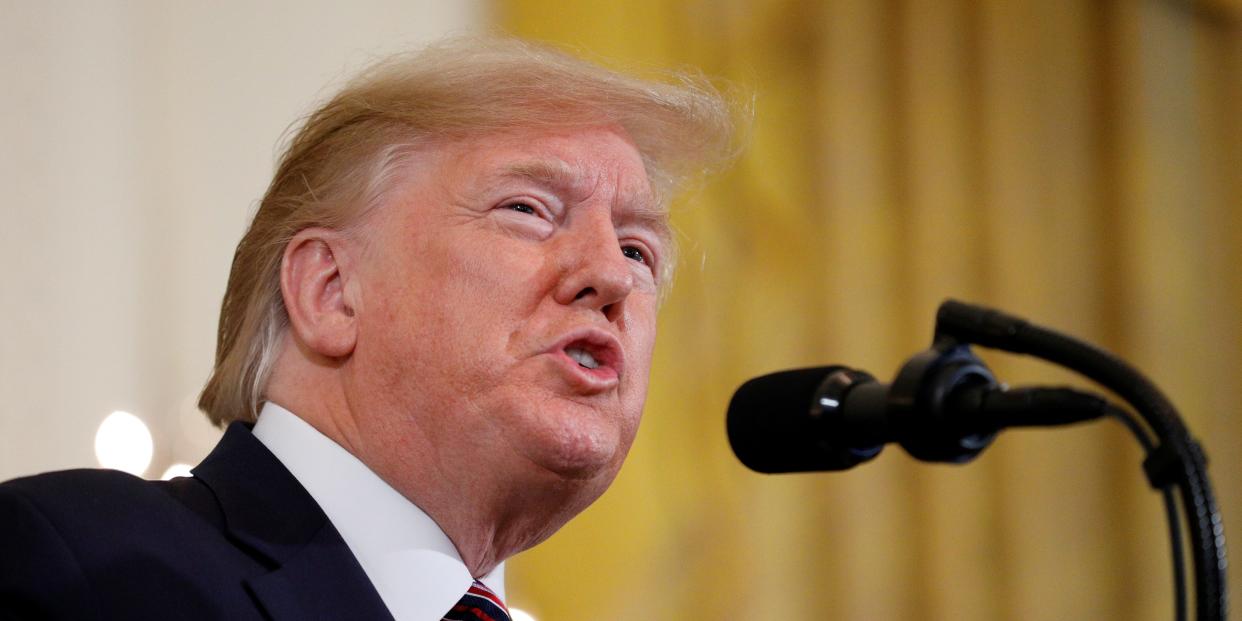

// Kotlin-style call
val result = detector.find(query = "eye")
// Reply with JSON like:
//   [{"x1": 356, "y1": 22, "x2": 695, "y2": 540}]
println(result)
[
  {"x1": 505, "y1": 202, "x2": 538, "y2": 215},
  {"x1": 621, "y1": 245, "x2": 648, "y2": 264}
]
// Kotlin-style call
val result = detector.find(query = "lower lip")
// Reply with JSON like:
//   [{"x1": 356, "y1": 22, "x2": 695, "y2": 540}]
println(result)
[{"x1": 552, "y1": 350, "x2": 619, "y2": 391}]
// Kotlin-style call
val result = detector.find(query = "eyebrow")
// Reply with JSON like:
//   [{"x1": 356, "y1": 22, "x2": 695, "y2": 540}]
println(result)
[
  {"x1": 500, "y1": 160, "x2": 584, "y2": 195},
  {"x1": 495, "y1": 159, "x2": 672, "y2": 244}
]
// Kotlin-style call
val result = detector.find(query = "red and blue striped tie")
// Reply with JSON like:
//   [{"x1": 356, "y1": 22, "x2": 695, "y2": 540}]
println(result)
[{"x1": 442, "y1": 580, "x2": 511, "y2": 621}]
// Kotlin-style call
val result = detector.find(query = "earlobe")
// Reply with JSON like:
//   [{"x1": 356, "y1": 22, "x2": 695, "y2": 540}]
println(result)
[{"x1": 280, "y1": 229, "x2": 358, "y2": 359}]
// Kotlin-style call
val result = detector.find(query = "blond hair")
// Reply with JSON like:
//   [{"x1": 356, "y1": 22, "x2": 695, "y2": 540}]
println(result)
[{"x1": 198, "y1": 37, "x2": 738, "y2": 426}]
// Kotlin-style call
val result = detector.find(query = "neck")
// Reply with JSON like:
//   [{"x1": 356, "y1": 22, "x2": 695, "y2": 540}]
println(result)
[{"x1": 408, "y1": 468, "x2": 593, "y2": 577}]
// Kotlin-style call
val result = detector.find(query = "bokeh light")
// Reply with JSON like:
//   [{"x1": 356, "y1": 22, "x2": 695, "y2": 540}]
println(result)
[
  {"x1": 94, "y1": 410, "x2": 154, "y2": 476},
  {"x1": 160, "y1": 463, "x2": 194, "y2": 480},
  {"x1": 510, "y1": 608, "x2": 536, "y2": 621}
]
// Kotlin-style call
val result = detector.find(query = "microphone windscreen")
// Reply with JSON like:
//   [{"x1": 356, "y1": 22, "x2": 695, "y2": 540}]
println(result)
[{"x1": 727, "y1": 366, "x2": 858, "y2": 473}]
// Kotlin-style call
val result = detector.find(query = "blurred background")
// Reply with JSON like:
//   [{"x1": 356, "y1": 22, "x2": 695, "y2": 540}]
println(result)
[{"x1": 1, "y1": 1, "x2": 1239, "y2": 620}]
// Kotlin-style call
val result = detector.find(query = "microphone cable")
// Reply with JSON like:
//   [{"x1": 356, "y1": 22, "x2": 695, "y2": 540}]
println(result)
[{"x1": 1105, "y1": 400, "x2": 1187, "y2": 621}]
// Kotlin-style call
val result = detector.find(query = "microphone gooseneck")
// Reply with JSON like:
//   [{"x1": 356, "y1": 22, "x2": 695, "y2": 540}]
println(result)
[{"x1": 726, "y1": 299, "x2": 1226, "y2": 621}]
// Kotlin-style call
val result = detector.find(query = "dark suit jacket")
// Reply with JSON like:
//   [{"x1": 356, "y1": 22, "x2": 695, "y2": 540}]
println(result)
[{"x1": 0, "y1": 422, "x2": 395, "y2": 620}]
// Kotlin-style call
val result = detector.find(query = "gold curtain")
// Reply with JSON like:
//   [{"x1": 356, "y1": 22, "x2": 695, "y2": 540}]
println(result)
[{"x1": 496, "y1": 1, "x2": 1242, "y2": 619}]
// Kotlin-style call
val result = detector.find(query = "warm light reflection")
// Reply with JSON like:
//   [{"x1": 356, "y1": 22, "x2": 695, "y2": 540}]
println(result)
[
  {"x1": 510, "y1": 608, "x2": 536, "y2": 621},
  {"x1": 94, "y1": 410, "x2": 153, "y2": 476},
  {"x1": 161, "y1": 463, "x2": 194, "y2": 480}
]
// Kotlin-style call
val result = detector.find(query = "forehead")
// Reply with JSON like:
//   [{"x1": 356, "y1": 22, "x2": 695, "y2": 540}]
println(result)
[{"x1": 442, "y1": 126, "x2": 664, "y2": 220}]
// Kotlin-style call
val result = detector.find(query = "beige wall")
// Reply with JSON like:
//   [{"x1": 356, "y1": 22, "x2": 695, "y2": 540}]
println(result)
[{"x1": 0, "y1": 1, "x2": 485, "y2": 480}]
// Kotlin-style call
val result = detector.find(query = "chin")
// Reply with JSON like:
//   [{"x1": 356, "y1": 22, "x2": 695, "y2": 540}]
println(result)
[
  {"x1": 493, "y1": 387, "x2": 635, "y2": 480},
  {"x1": 520, "y1": 417, "x2": 631, "y2": 482},
  {"x1": 533, "y1": 438, "x2": 621, "y2": 481}
]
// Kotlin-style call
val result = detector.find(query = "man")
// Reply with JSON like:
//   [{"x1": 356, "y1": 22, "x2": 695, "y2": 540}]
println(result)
[{"x1": 0, "y1": 38, "x2": 734, "y2": 619}]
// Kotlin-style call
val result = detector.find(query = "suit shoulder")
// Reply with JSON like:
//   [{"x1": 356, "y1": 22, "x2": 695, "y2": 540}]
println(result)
[
  {"x1": 3, "y1": 468, "x2": 172, "y2": 518},
  {"x1": 0, "y1": 472, "x2": 106, "y2": 619},
  {"x1": 2, "y1": 467, "x2": 150, "y2": 497},
  {"x1": 0, "y1": 468, "x2": 224, "y2": 548},
  {"x1": 0, "y1": 469, "x2": 255, "y2": 618}
]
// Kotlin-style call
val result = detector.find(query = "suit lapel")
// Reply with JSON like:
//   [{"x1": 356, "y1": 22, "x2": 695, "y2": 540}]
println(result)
[
  {"x1": 243, "y1": 521, "x2": 395, "y2": 620},
  {"x1": 193, "y1": 423, "x2": 394, "y2": 621}
]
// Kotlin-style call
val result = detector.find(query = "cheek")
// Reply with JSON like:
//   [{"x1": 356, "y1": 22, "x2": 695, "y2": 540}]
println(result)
[
  {"x1": 619, "y1": 306, "x2": 659, "y2": 425},
  {"x1": 367, "y1": 232, "x2": 555, "y2": 386},
  {"x1": 623, "y1": 301, "x2": 659, "y2": 376}
]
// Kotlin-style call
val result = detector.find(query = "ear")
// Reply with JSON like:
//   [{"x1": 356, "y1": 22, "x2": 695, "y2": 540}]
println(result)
[{"x1": 280, "y1": 228, "x2": 357, "y2": 359}]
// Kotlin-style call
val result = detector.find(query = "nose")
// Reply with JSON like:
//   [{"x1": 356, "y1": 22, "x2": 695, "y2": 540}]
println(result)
[{"x1": 553, "y1": 213, "x2": 635, "y2": 322}]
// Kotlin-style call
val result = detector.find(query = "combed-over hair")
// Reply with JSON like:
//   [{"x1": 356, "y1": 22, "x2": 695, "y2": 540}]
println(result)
[{"x1": 198, "y1": 37, "x2": 738, "y2": 426}]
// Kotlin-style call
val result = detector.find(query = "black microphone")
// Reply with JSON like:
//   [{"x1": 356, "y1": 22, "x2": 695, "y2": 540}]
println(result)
[{"x1": 727, "y1": 344, "x2": 1110, "y2": 474}]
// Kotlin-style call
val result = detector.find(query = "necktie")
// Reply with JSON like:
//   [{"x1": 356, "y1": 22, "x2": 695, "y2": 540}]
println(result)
[{"x1": 442, "y1": 580, "x2": 511, "y2": 621}]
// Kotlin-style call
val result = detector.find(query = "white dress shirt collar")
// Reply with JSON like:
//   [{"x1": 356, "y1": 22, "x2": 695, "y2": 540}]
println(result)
[{"x1": 252, "y1": 401, "x2": 504, "y2": 621}]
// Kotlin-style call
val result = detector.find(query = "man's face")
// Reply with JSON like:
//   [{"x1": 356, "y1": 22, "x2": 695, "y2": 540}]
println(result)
[{"x1": 344, "y1": 125, "x2": 663, "y2": 513}]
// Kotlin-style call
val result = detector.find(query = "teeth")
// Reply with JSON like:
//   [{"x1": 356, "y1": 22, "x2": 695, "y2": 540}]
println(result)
[{"x1": 566, "y1": 347, "x2": 600, "y2": 369}]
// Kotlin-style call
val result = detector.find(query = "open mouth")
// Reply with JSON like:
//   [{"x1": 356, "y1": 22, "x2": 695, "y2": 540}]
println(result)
[
  {"x1": 549, "y1": 329, "x2": 624, "y2": 387},
  {"x1": 565, "y1": 346, "x2": 602, "y2": 370}
]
